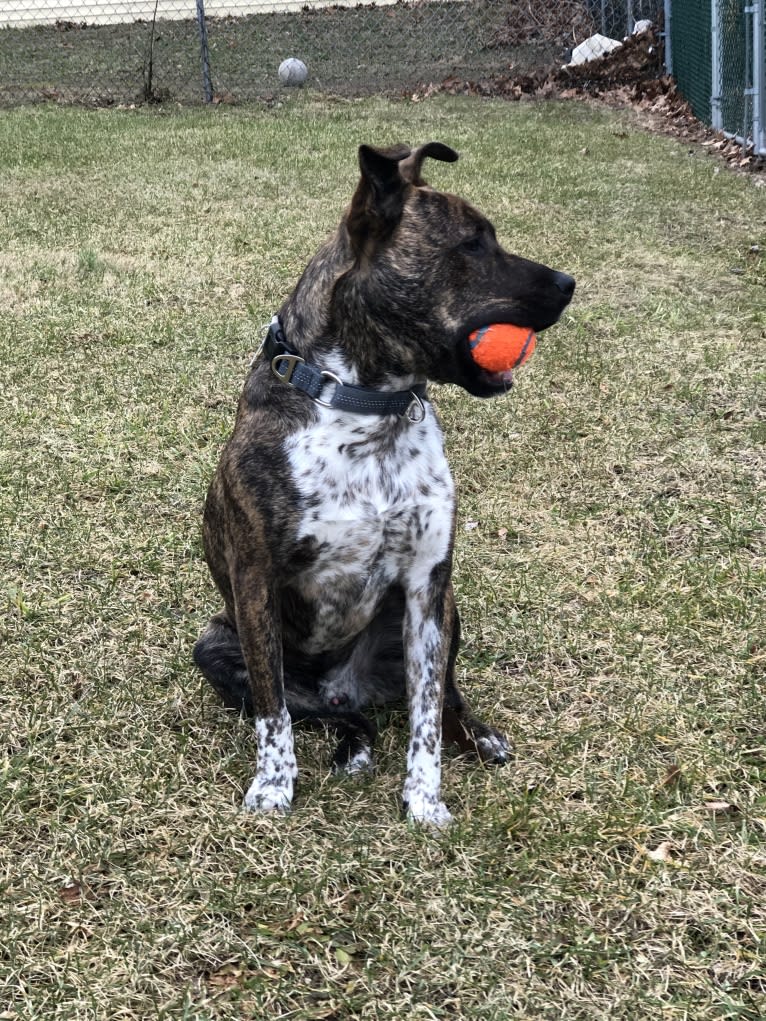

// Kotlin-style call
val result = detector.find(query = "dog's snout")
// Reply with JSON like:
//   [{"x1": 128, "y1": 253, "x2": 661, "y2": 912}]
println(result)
[{"x1": 553, "y1": 271, "x2": 576, "y2": 300}]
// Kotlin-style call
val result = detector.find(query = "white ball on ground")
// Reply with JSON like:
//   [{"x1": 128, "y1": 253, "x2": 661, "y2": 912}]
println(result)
[{"x1": 278, "y1": 58, "x2": 308, "y2": 86}]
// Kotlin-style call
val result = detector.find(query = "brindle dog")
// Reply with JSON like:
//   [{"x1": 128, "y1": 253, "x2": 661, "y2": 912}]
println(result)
[{"x1": 194, "y1": 142, "x2": 574, "y2": 825}]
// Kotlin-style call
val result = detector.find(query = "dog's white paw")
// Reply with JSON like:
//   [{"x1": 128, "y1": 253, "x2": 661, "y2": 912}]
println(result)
[
  {"x1": 246, "y1": 708, "x2": 297, "y2": 813},
  {"x1": 243, "y1": 775, "x2": 293, "y2": 814},
  {"x1": 404, "y1": 791, "x2": 454, "y2": 829},
  {"x1": 476, "y1": 730, "x2": 511, "y2": 764},
  {"x1": 335, "y1": 746, "x2": 375, "y2": 777}
]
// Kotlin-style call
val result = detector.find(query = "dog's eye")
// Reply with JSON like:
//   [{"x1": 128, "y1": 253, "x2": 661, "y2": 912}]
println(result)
[{"x1": 460, "y1": 236, "x2": 485, "y2": 254}]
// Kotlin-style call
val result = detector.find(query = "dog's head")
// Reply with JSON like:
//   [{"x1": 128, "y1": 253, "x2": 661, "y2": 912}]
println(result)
[{"x1": 336, "y1": 142, "x2": 575, "y2": 397}]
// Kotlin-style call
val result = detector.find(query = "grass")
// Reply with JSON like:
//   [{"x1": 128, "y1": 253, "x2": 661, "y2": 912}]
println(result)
[
  {"x1": 1, "y1": 95, "x2": 765, "y2": 1019},
  {"x1": 0, "y1": 1, "x2": 552, "y2": 107}
]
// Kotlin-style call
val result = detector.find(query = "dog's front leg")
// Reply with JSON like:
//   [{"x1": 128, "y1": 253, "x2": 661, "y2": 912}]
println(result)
[
  {"x1": 233, "y1": 568, "x2": 298, "y2": 814},
  {"x1": 402, "y1": 569, "x2": 454, "y2": 828}
]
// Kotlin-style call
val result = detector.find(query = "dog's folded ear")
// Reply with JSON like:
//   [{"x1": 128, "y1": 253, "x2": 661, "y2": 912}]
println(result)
[
  {"x1": 346, "y1": 142, "x2": 459, "y2": 258},
  {"x1": 399, "y1": 142, "x2": 459, "y2": 186}
]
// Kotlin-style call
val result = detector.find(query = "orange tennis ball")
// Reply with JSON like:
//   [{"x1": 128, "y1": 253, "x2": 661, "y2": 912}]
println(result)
[{"x1": 468, "y1": 323, "x2": 537, "y2": 373}]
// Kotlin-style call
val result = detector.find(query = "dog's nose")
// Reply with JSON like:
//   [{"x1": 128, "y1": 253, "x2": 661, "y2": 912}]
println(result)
[{"x1": 554, "y1": 272, "x2": 576, "y2": 300}]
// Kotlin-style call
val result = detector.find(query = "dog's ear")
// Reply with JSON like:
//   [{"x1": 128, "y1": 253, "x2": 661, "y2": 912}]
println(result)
[
  {"x1": 346, "y1": 142, "x2": 459, "y2": 257},
  {"x1": 399, "y1": 142, "x2": 459, "y2": 186},
  {"x1": 346, "y1": 144, "x2": 411, "y2": 256}
]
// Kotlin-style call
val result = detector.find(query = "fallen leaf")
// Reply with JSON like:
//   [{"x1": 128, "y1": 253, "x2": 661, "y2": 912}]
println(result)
[
  {"x1": 59, "y1": 882, "x2": 82, "y2": 904},
  {"x1": 662, "y1": 763, "x2": 683, "y2": 788},
  {"x1": 645, "y1": 841, "x2": 674, "y2": 862},
  {"x1": 703, "y1": 800, "x2": 739, "y2": 817},
  {"x1": 207, "y1": 962, "x2": 244, "y2": 989}
]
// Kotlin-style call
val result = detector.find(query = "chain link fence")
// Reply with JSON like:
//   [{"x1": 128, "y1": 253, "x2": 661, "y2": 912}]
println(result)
[
  {"x1": 668, "y1": 0, "x2": 765, "y2": 154},
  {"x1": 714, "y1": 0, "x2": 765, "y2": 153},
  {"x1": 666, "y1": 0, "x2": 711, "y2": 123},
  {"x1": 0, "y1": 0, "x2": 663, "y2": 107}
]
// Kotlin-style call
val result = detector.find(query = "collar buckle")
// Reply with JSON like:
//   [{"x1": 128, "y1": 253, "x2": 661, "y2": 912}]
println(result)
[
  {"x1": 270, "y1": 352, "x2": 305, "y2": 386},
  {"x1": 315, "y1": 370, "x2": 344, "y2": 408},
  {"x1": 404, "y1": 391, "x2": 426, "y2": 423}
]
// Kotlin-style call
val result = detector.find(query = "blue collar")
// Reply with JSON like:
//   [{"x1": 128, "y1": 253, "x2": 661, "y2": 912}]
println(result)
[{"x1": 262, "y1": 317, "x2": 427, "y2": 422}]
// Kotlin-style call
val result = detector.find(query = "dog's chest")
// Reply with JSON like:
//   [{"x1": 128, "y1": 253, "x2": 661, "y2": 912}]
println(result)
[{"x1": 284, "y1": 406, "x2": 455, "y2": 650}]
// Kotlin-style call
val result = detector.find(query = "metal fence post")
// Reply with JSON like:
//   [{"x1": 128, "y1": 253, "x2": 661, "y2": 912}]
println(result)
[
  {"x1": 196, "y1": 0, "x2": 213, "y2": 103},
  {"x1": 710, "y1": 0, "x2": 723, "y2": 130},
  {"x1": 663, "y1": 0, "x2": 673, "y2": 75},
  {"x1": 749, "y1": 0, "x2": 765, "y2": 153}
]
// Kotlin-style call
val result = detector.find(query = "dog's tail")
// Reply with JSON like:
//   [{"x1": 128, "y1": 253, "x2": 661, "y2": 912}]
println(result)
[{"x1": 193, "y1": 612, "x2": 254, "y2": 714}]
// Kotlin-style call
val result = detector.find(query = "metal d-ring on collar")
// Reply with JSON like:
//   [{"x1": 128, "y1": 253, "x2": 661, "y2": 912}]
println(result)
[{"x1": 261, "y1": 316, "x2": 428, "y2": 423}]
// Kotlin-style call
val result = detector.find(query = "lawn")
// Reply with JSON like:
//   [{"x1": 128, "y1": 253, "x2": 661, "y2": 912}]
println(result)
[
  {"x1": 0, "y1": 2, "x2": 548, "y2": 106},
  {"x1": 1, "y1": 96, "x2": 765, "y2": 1019}
]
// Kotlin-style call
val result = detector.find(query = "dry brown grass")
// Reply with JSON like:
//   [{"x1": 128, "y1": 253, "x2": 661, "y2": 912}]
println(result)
[{"x1": 1, "y1": 96, "x2": 765, "y2": 1019}]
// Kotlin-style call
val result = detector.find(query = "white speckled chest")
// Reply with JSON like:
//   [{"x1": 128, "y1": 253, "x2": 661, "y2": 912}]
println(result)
[{"x1": 284, "y1": 402, "x2": 456, "y2": 652}]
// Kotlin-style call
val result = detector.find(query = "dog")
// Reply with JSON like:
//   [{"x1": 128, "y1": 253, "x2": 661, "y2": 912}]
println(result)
[{"x1": 193, "y1": 142, "x2": 574, "y2": 826}]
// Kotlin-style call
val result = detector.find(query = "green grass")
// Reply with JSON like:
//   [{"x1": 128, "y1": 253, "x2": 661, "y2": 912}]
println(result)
[
  {"x1": 0, "y1": 2, "x2": 551, "y2": 107},
  {"x1": 1, "y1": 96, "x2": 765, "y2": 1019}
]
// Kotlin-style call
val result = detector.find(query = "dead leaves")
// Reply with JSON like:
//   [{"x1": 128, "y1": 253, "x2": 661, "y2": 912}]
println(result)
[
  {"x1": 59, "y1": 881, "x2": 84, "y2": 905},
  {"x1": 661, "y1": 762, "x2": 683, "y2": 791},
  {"x1": 702, "y1": 799, "x2": 740, "y2": 819},
  {"x1": 644, "y1": 840, "x2": 675, "y2": 863},
  {"x1": 411, "y1": 31, "x2": 765, "y2": 177},
  {"x1": 462, "y1": 519, "x2": 514, "y2": 542}
]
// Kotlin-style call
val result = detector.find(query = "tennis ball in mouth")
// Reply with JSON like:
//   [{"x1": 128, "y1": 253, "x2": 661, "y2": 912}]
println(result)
[{"x1": 468, "y1": 323, "x2": 537, "y2": 373}]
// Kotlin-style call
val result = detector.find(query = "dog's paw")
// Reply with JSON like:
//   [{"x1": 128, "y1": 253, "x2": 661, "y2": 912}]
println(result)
[
  {"x1": 475, "y1": 728, "x2": 512, "y2": 765},
  {"x1": 403, "y1": 791, "x2": 454, "y2": 829},
  {"x1": 243, "y1": 775, "x2": 294, "y2": 814},
  {"x1": 333, "y1": 746, "x2": 375, "y2": 777}
]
